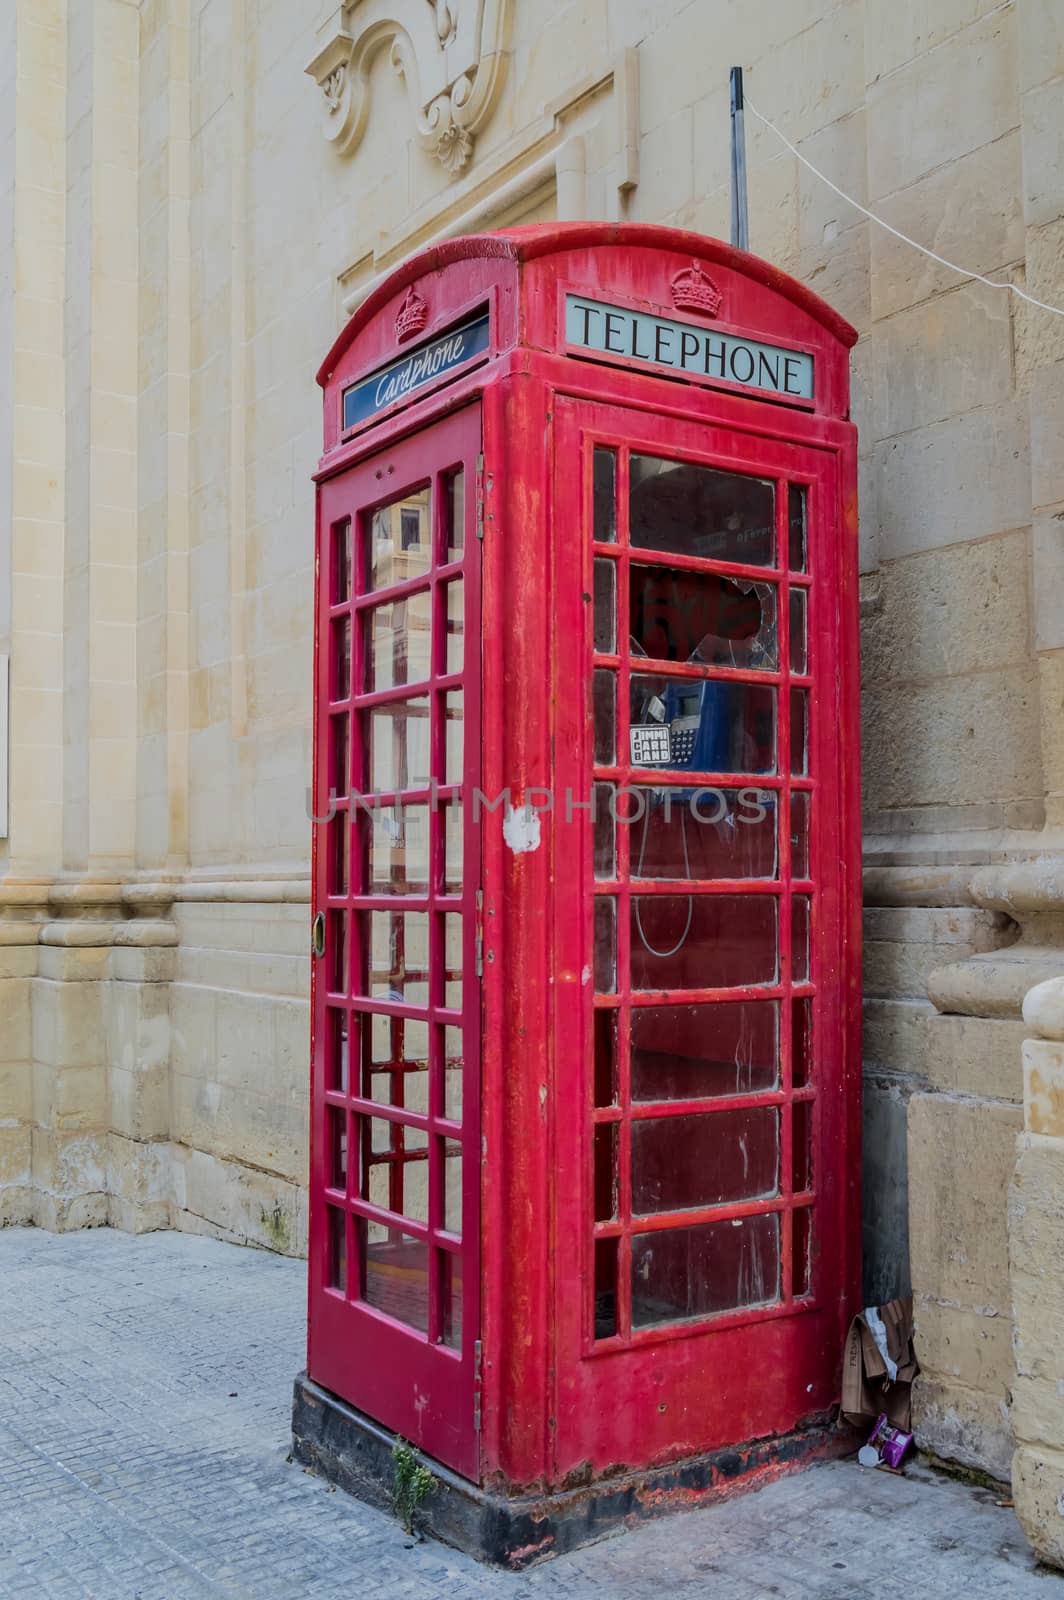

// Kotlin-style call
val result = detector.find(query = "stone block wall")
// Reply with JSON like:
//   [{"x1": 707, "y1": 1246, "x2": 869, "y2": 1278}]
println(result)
[{"x1": 1, "y1": 0, "x2": 1064, "y2": 1522}]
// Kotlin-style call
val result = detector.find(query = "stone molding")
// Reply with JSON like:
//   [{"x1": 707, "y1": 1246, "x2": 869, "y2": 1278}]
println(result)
[
  {"x1": 304, "y1": 0, "x2": 511, "y2": 172},
  {"x1": 927, "y1": 862, "x2": 1064, "y2": 1019}
]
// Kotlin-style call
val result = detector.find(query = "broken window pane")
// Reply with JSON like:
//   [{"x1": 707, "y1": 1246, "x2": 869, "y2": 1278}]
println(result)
[{"x1": 629, "y1": 563, "x2": 777, "y2": 671}]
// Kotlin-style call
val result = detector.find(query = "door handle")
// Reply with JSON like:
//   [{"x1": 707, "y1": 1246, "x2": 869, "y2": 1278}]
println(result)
[{"x1": 311, "y1": 911, "x2": 326, "y2": 959}]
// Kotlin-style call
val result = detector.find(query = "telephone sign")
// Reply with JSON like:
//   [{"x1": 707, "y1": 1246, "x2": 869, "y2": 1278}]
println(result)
[{"x1": 565, "y1": 293, "x2": 815, "y2": 401}]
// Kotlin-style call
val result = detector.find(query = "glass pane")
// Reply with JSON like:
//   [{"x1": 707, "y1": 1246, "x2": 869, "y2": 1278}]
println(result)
[
  {"x1": 629, "y1": 675, "x2": 776, "y2": 775},
  {"x1": 443, "y1": 912, "x2": 463, "y2": 1010},
  {"x1": 629, "y1": 787, "x2": 776, "y2": 879},
  {"x1": 329, "y1": 812, "x2": 350, "y2": 895},
  {"x1": 331, "y1": 714, "x2": 349, "y2": 798},
  {"x1": 594, "y1": 558, "x2": 616, "y2": 653},
  {"x1": 365, "y1": 910, "x2": 430, "y2": 1005},
  {"x1": 443, "y1": 801, "x2": 463, "y2": 893},
  {"x1": 333, "y1": 616, "x2": 351, "y2": 700},
  {"x1": 595, "y1": 1236, "x2": 618, "y2": 1339},
  {"x1": 369, "y1": 1135, "x2": 430, "y2": 1226},
  {"x1": 593, "y1": 782, "x2": 615, "y2": 878},
  {"x1": 790, "y1": 688, "x2": 809, "y2": 775},
  {"x1": 593, "y1": 670, "x2": 616, "y2": 765},
  {"x1": 443, "y1": 1138, "x2": 462, "y2": 1234},
  {"x1": 327, "y1": 1007, "x2": 350, "y2": 1092},
  {"x1": 630, "y1": 454, "x2": 775, "y2": 566},
  {"x1": 327, "y1": 1105, "x2": 348, "y2": 1191},
  {"x1": 361, "y1": 1223, "x2": 429, "y2": 1332},
  {"x1": 367, "y1": 1016, "x2": 429, "y2": 1112},
  {"x1": 445, "y1": 468, "x2": 464, "y2": 560},
  {"x1": 327, "y1": 1207, "x2": 347, "y2": 1292},
  {"x1": 631, "y1": 1001, "x2": 778, "y2": 1100},
  {"x1": 367, "y1": 485, "x2": 431, "y2": 590},
  {"x1": 367, "y1": 698, "x2": 431, "y2": 793},
  {"x1": 789, "y1": 587, "x2": 808, "y2": 675},
  {"x1": 441, "y1": 1249, "x2": 462, "y2": 1349},
  {"x1": 788, "y1": 484, "x2": 807, "y2": 572},
  {"x1": 444, "y1": 690, "x2": 463, "y2": 785},
  {"x1": 793, "y1": 1205, "x2": 812, "y2": 1297},
  {"x1": 632, "y1": 1212, "x2": 780, "y2": 1327},
  {"x1": 333, "y1": 519, "x2": 352, "y2": 604},
  {"x1": 792, "y1": 998, "x2": 812, "y2": 1088},
  {"x1": 593, "y1": 447, "x2": 616, "y2": 543},
  {"x1": 329, "y1": 910, "x2": 348, "y2": 993},
  {"x1": 443, "y1": 1024, "x2": 463, "y2": 1122},
  {"x1": 790, "y1": 790, "x2": 810, "y2": 879},
  {"x1": 366, "y1": 1152, "x2": 389, "y2": 1212},
  {"x1": 594, "y1": 897, "x2": 616, "y2": 993},
  {"x1": 367, "y1": 1113, "x2": 426, "y2": 1156},
  {"x1": 632, "y1": 1106, "x2": 780, "y2": 1213},
  {"x1": 792, "y1": 895, "x2": 810, "y2": 983},
  {"x1": 630, "y1": 894, "x2": 777, "y2": 990},
  {"x1": 594, "y1": 1122, "x2": 618, "y2": 1221},
  {"x1": 594, "y1": 1009, "x2": 618, "y2": 1106},
  {"x1": 792, "y1": 1099, "x2": 812, "y2": 1193},
  {"x1": 366, "y1": 802, "x2": 429, "y2": 895},
  {"x1": 444, "y1": 581, "x2": 464, "y2": 675},
  {"x1": 364, "y1": 591, "x2": 432, "y2": 692},
  {"x1": 629, "y1": 565, "x2": 777, "y2": 671}
]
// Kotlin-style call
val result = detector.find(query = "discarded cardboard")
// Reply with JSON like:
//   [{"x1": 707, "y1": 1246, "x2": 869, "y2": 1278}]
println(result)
[{"x1": 841, "y1": 1296, "x2": 919, "y2": 1432}]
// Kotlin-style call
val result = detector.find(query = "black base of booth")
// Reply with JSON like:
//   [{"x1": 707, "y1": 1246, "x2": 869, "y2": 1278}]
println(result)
[{"x1": 291, "y1": 1372, "x2": 855, "y2": 1568}]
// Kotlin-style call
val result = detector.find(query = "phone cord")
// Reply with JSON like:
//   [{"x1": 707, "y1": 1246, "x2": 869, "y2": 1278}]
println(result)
[{"x1": 633, "y1": 801, "x2": 694, "y2": 959}]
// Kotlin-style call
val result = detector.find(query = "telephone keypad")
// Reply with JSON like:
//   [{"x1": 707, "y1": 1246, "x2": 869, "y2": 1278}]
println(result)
[{"x1": 671, "y1": 727, "x2": 697, "y2": 764}]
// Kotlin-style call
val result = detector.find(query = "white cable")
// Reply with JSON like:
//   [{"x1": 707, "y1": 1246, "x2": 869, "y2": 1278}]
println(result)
[
  {"x1": 634, "y1": 800, "x2": 694, "y2": 960},
  {"x1": 744, "y1": 95, "x2": 1064, "y2": 320}
]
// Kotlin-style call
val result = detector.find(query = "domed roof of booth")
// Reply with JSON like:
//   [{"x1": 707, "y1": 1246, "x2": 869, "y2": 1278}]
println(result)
[{"x1": 317, "y1": 221, "x2": 858, "y2": 388}]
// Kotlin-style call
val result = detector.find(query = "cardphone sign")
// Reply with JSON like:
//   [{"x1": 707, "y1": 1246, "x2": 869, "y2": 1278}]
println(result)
[{"x1": 342, "y1": 312, "x2": 490, "y2": 430}]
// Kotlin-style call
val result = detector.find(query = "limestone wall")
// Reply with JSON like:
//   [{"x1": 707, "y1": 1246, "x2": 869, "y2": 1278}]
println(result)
[{"x1": 1, "y1": 0, "x2": 1064, "y2": 1502}]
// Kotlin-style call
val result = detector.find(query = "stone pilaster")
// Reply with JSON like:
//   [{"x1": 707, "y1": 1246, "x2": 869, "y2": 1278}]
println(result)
[{"x1": 1009, "y1": 974, "x2": 1064, "y2": 1570}]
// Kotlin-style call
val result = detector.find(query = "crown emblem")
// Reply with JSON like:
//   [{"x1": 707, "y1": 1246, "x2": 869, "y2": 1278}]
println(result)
[
  {"x1": 670, "y1": 262, "x2": 723, "y2": 318},
  {"x1": 395, "y1": 286, "x2": 429, "y2": 342}
]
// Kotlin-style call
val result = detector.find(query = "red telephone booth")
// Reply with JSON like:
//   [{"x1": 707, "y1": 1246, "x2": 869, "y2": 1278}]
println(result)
[{"x1": 293, "y1": 223, "x2": 861, "y2": 1563}]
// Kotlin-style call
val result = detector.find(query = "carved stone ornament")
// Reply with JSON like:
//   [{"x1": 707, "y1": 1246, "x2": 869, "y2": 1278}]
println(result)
[
  {"x1": 670, "y1": 261, "x2": 723, "y2": 319},
  {"x1": 305, "y1": 0, "x2": 510, "y2": 174}
]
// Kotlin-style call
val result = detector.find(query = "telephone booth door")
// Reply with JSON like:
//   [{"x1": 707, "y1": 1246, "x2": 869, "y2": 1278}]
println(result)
[
  {"x1": 308, "y1": 405, "x2": 482, "y2": 1480},
  {"x1": 550, "y1": 398, "x2": 857, "y2": 1472}
]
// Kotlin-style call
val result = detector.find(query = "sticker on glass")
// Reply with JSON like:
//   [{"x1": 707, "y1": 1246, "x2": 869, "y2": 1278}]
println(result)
[{"x1": 631, "y1": 725, "x2": 671, "y2": 765}]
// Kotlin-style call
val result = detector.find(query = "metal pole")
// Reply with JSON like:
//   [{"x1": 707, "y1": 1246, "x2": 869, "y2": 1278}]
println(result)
[{"x1": 730, "y1": 66, "x2": 749, "y2": 251}]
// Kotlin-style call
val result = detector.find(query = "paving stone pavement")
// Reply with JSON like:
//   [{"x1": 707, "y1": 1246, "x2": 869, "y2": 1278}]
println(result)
[{"x1": 0, "y1": 1227, "x2": 1058, "y2": 1600}]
